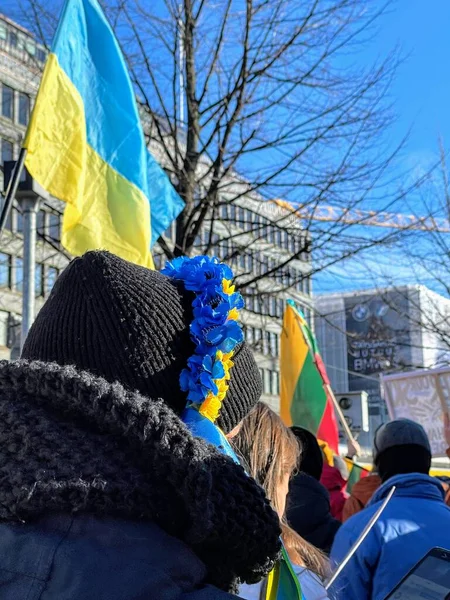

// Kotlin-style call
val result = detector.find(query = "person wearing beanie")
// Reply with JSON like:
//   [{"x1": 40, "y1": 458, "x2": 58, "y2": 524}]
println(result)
[
  {"x1": 0, "y1": 251, "x2": 282, "y2": 599},
  {"x1": 330, "y1": 418, "x2": 450, "y2": 600},
  {"x1": 287, "y1": 427, "x2": 341, "y2": 554}
]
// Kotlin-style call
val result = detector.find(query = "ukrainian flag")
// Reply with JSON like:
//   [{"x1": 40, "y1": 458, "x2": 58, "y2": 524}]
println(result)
[{"x1": 24, "y1": 0, "x2": 184, "y2": 268}]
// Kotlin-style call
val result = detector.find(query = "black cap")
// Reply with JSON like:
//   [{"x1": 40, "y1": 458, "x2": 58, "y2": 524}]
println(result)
[{"x1": 22, "y1": 251, "x2": 262, "y2": 432}]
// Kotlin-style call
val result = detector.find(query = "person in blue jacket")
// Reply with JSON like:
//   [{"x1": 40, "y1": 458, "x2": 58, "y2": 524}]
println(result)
[
  {"x1": 330, "y1": 418, "x2": 450, "y2": 600},
  {"x1": 0, "y1": 251, "x2": 281, "y2": 599}
]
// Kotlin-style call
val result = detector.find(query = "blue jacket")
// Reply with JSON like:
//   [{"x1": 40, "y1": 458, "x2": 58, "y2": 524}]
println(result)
[
  {"x1": 0, "y1": 514, "x2": 239, "y2": 600},
  {"x1": 330, "y1": 473, "x2": 450, "y2": 600}
]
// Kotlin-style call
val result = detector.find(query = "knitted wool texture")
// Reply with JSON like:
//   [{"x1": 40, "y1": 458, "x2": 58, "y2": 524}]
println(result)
[
  {"x1": 0, "y1": 360, "x2": 281, "y2": 591},
  {"x1": 22, "y1": 251, "x2": 262, "y2": 433}
]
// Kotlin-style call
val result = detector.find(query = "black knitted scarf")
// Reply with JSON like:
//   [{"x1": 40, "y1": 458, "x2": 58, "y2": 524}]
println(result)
[{"x1": 0, "y1": 360, "x2": 280, "y2": 592}]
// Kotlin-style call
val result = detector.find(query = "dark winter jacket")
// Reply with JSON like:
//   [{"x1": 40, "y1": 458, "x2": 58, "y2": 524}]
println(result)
[
  {"x1": 0, "y1": 514, "x2": 238, "y2": 599},
  {"x1": 287, "y1": 472, "x2": 341, "y2": 554},
  {"x1": 0, "y1": 359, "x2": 281, "y2": 598}
]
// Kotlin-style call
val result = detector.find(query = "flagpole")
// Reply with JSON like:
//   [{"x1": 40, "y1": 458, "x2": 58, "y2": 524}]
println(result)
[{"x1": 20, "y1": 194, "x2": 39, "y2": 349}]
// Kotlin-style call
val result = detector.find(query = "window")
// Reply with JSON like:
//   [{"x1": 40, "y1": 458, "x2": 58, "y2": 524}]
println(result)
[
  {"x1": 16, "y1": 208, "x2": 24, "y2": 234},
  {"x1": 260, "y1": 297, "x2": 267, "y2": 316},
  {"x1": 254, "y1": 293, "x2": 260, "y2": 313},
  {"x1": 270, "y1": 297, "x2": 277, "y2": 317},
  {"x1": 1, "y1": 138, "x2": 13, "y2": 166},
  {"x1": 37, "y1": 210, "x2": 45, "y2": 234},
  {"x1": 221, "y1": 204, "x2": 228, "y2": 220},
  {"x1": 9, "y1": 31, "x2": 18, "y2": 48},
  {"x1": 264, "y1": 369, "x2": 271, "y2": 395},
  {"x1": 0, "y1": 311, "x2": 8, "y2": 347},
  {"x1": 275, "y1": 229, "x2": 282, "y2": 247},
  {"x1": 35, "y1": 263, "x2": 43, "y2": 297},
  {"x1": 267, "y1": 225, "x2": 274, "y2": 244},
  {"x1": 46, "y1": 267, "x2": 59, "y2": 294},
  {"x1": 37, "y1": 48, "x2": 46, "y2": 63},
  {"x1": 26, "y1": 41, "x2": 36, "y2": 56},
  {"x1": 18, "y1": 93, "x2": 30, "y2": 126},
  {"x1": 272, "y1": 371, "x2": 280, "y2": 395},
  {"x1": 1, "y1": 84, "x2": 13, "y2": 119},
  {"x1": 261, "y1": 255, "x2": 268, "y2": 275},
  {"x1": 229, "y1": 204, "x2": 236, "y2": 220},
  {"x1": 0, "y1": 24, "x2": 6, "y2": 41},
  {"x1": 258, "y1": 368, "x2": 264, "y2": 388},
  {"x1": 245, "y1": 326, "x2": 254, "y2": 345},
  {"x1": 0, "y1": 253, "x2": 11, "y2": 288},
  {"x1": 290, "y1": 236, "x2": 297, "y2": 254},
  {"x1": 153, "y1": 253, "x2": 162, "y2": 270},
  {"x1": 49, "y1": 213, "x2": 60, "y2": 241},
  {"x1": 238, "y1": 207, "x2": 246, "y2": 228},
  {"x1": 305, "y1": 278, "x2": 312, "y2": 295},
  {"x1": 15, "y1": 257, "x2": 23, "y2": 292},
  {"x1": 248, "y1": 252, "x2": 254, "y2": 272},
  {"x1": 263, "y1": 331, "x2": 270, "y2": 355}
]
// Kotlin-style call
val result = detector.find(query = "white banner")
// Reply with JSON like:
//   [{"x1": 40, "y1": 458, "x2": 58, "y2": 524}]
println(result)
[{"x1": 381, "y1": 368, "x2": 450, "y2": 458}]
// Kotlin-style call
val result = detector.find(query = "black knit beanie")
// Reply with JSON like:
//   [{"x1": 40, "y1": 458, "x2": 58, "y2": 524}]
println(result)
[
  {"x1": 291, "y1": 426, "x2": 324, "y2": 480},
  {"x1": 22, "y1": 251, "x2": 262, "y2": 432}
]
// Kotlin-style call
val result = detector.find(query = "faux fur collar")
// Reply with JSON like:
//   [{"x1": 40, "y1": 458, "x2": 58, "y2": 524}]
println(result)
[{"x1": 0, "y1": 360, "x2": 280, "y2": 591}]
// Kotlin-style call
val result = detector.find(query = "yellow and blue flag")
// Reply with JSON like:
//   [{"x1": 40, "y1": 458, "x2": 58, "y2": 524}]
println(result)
[
  {"x1": 24, "y1": 0, "x2": 184, "y2": 268},
  {"x1": 265, "y1": 546, "x2": 303, "y2": 600}
]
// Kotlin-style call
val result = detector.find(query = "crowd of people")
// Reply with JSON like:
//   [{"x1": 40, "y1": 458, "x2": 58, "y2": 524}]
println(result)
[{"x1": 0, "y1": 250, "x2": 449, "y2": 599}]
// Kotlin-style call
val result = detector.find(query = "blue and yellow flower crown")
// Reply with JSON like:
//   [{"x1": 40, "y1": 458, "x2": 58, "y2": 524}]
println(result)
[{"x1": 162, "y1": 255, "x2": 244, "y2": 423}]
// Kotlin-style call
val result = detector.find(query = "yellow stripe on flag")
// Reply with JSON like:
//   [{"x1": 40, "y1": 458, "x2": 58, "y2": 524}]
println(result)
[
  {"x1": 24, "y1": 53, "x2": 153, "y2": 268},
  {"x1": 280, "y1": 303, "x2": 309, "y2": 427}
]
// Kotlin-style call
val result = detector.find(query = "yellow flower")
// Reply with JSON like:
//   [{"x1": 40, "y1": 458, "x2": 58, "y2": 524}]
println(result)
[
  {"x1": 198, "y1": 350, "x2": 236, "y2": 422},
  {"x1": 200, "y1": 393, "x2": 223, "y2": 422},
  {"x1": 217, "y1": 351, "x2": 234, "y2": 380},
  {"x1": 227, "y1": 308, "x2": 239, "y2": 321},
  {"x1": 222, "y1": 279, "x2": 235, "y2": 296}
]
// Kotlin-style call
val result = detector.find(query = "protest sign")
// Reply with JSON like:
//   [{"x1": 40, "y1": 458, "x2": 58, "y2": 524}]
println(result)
[{"x1": 381, "y1": 368, "x2": 450, "y2": 458}]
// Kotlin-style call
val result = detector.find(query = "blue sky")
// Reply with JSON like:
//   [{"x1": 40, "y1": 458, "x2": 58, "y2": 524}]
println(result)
[
  {"x1": 375, "y1": 1, "x2": 450, "y2": 172},
  {"x1": 314, "y1": 0, "x2": 450, "y2": 294},
  {"x1": 5, "y1": 0, "x2": 450, "y2": 295}
]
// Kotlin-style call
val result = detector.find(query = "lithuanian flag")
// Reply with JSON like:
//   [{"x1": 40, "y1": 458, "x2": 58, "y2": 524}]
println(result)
[
  {"x1": 280, "y1": 300, "x2": 339, "y2": 453},
  {"x1": 23, "y1": 0, "x2": 184, "y2": 268}
]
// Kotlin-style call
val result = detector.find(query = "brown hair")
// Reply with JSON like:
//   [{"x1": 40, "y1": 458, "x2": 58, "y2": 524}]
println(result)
[{"x1": 234, "y1": 402, "x2": 329, "y2": 579}]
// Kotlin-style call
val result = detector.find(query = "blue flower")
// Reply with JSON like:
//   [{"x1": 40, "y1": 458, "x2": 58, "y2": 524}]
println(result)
[
  {"x1": 162, "y1": 255, "x2": 233, "y2": 293},
  {"x1": 205, "y1": 320, "x2": 244, "y2": 353}
]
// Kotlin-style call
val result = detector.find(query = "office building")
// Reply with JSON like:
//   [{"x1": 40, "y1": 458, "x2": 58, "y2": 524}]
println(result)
[{"x1": 315, "y1": 285, "x2": 450, "y2": 437}]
